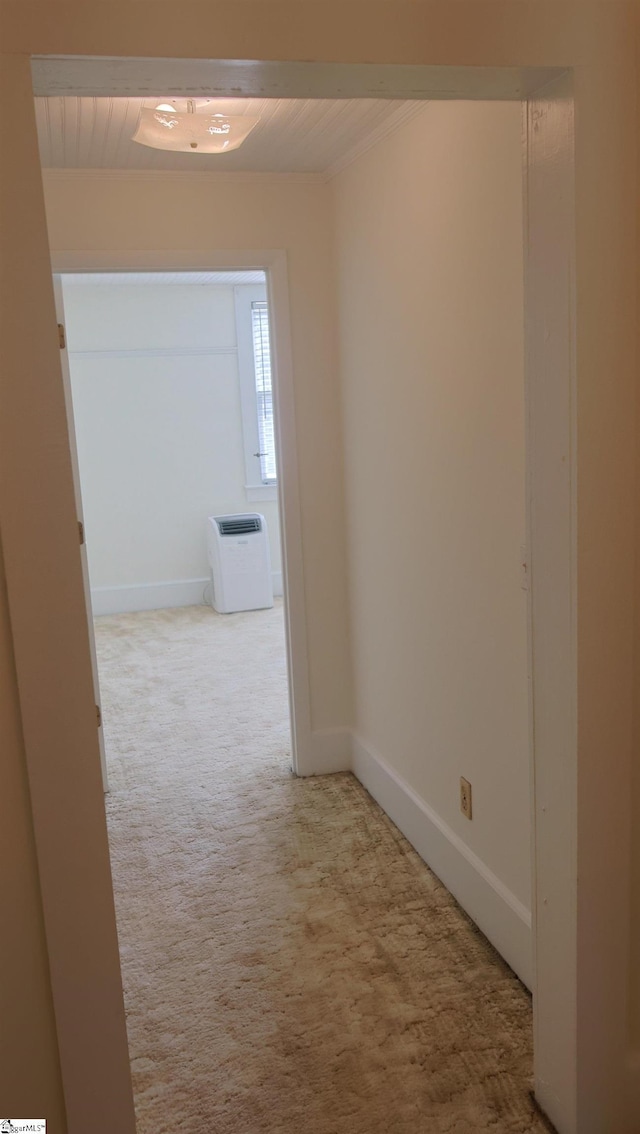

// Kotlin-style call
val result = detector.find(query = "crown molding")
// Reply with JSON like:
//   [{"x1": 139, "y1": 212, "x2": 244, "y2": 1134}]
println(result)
[
  {"x1": 41, "y1": 168, "x2": 326, "y2": 186},
  {"x1": 324, "y1": 102, "x2": 429, "y2": 181}
]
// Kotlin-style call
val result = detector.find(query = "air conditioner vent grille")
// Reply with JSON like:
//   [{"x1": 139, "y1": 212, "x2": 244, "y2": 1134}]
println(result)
[{"x1": 216, "y1": 515, "x2": 262, "y2": 536}]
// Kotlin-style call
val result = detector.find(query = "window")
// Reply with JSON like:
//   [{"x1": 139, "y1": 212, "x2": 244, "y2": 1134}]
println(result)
[
  {"x1": 251, "y1": 301, "x2": 276, "y2": 484},
  {"x1": 234, "y1": 284, "x2": 278, "y2": 501}
]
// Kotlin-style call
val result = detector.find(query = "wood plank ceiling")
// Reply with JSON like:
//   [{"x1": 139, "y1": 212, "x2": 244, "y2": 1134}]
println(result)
[{"x1": 35, "y1": 97, "x2": 425, "y2": 175}]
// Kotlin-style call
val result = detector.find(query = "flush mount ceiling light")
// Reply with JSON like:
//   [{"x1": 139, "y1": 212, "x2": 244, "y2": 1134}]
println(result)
[{"x1": 132, "y1": 99, "x2": 259, "y2": 154}]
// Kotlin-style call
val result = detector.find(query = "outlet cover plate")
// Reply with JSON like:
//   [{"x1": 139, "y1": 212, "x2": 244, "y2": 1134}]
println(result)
[{"x1": 460, "y1": 776, "x2": 473, "y2": 820}]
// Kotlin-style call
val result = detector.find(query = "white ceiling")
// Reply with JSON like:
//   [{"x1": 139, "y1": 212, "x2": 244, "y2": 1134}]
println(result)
[
  {"x1": 35, "y1": 97, "x2": 425, "y2": 175},
  {"x1": 61, "y1": 271, "x2": 266, "y2": 287}
]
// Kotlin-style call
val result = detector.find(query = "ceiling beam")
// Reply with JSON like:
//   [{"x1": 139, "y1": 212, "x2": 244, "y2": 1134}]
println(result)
[{"x1": 32, "y1": 56, "x2": 564, "y2": 101}]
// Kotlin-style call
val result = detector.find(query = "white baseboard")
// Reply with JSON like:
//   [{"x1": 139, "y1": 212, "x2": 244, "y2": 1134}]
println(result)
[
  {"x1": 92, "y1": 572, "x2": 282, "y2": 614},
  {"x1": 298, "y1": 727, "x2": 352, "y2": 776},
  {"x1": 91, "y1": 578, "x2": 209, "y2": 615},
  {"x1": 350, "y1": 732, "x2": 533, "y2": 989}
]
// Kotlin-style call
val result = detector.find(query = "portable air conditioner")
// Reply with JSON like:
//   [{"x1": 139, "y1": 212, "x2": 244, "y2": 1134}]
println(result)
[{"x1": 207, "y1": 513, "x2": 273, "y2": 614}]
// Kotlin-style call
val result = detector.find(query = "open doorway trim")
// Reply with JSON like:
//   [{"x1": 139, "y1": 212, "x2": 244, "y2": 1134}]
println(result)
[
  {"x1": 52, "y1": 248, "x2": 313, "y2": 779},
  {"x1": 2, "y1": 53, "x2": 591, "y2": 1134}
]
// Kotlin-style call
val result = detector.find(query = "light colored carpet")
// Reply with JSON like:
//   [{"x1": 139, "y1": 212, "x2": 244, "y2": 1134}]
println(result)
[{"x1": 97, "y1": 602, "x2": 550, "y2": 1134}]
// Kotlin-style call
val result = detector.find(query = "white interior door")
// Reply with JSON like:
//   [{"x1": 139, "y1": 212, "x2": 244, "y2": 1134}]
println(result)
[{"x1": 53, "y1": 275, "x2": 109, "y2": 791}]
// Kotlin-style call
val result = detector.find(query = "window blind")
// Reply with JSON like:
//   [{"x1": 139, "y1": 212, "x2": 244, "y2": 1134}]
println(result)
[{"x1": 251, "y1": 301, "x2": 277, "y2": 484}]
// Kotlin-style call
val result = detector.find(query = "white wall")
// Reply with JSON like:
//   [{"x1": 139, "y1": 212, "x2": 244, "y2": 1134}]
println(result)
[
  {"x1": 62, "y1": 279, "x2": 282, "y2": 613},
  {"x1": 332, "y1": 102, "x2": 531, "y2": 978}
]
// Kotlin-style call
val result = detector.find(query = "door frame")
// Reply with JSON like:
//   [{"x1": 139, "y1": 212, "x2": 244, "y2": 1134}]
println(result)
[
  {"x1": 3, "y1": 54, "x2": 594, "y2": 1134},
  {"x1": 522, "y1": 74, "x2": 576, "y2": 1129},
  {"x1": 53, "y1": 248, "x2": 312, "y2": 779},
  {"x1": 53, "y1": 275, "x2": 110, "y2": 791}
]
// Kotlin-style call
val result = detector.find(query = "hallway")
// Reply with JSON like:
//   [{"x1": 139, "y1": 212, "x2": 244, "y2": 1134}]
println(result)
[{"x1": 98, "y1": 603, "x2": 548, "y2": 1133}]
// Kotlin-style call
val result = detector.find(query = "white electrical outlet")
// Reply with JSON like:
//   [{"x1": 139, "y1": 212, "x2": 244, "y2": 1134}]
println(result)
[{"x1": 460, "y1": 777, "x2": 472, "y2": 820}]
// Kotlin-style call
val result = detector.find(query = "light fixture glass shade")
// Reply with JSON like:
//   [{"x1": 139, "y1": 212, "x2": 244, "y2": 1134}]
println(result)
[{"x1": 132, "y1": 107, "x2": 259, "y2": 153}]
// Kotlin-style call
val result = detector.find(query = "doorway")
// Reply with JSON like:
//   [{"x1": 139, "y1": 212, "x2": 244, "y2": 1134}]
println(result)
[
  {"x1": 8, "y1": 57, "x2": 580, "y2": 1134},
  {"x1": 57, "y1": 268, "x2": 292, "y2": 793}
]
